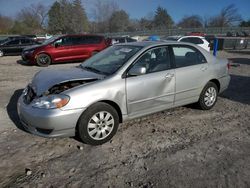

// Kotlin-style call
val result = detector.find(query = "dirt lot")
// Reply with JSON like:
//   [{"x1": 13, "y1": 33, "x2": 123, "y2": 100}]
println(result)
[{"x1": 0, "y1": 51, "x2": 249, "y2": 188}]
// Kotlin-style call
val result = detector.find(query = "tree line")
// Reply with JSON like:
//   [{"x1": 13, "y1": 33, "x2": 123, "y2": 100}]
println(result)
[{"x1": 0, "y1": 0, "x2": 249, "y2": 35}]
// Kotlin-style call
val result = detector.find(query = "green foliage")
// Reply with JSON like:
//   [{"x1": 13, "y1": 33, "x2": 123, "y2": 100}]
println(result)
[
  {"x1": 0, "y1": 14, "x2": 13, "y2": 34},
  {"x1": 154, "y1": 6, "x2": 174, "y2": 29},
  {"x1": 48, "y1": 0, "x2": 89, "y2": 34},
  {"x1": 109, "y1": 10, "x2": 129, "y2": 32},
  {"x1": 178, "y1": 15, "x2": 203, "y2": 28},
  {"x1": 240, "y1": 19, "x2": 250, "y2": 27}
]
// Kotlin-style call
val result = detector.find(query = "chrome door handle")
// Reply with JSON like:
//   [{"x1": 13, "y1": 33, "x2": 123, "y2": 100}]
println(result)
[{"x1": 165, "y1": 73, "x2": 174, "y2": 79}]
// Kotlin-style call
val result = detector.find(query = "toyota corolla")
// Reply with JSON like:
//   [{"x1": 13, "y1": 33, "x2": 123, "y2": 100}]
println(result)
[{"x1": 17, "y1": 41, "x2": 230, "y2": 145}]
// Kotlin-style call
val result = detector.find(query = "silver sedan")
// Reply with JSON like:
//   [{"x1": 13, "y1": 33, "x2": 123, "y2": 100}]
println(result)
[{"x1": 17, "y1": 41, "x2": 230, "y2": 145}]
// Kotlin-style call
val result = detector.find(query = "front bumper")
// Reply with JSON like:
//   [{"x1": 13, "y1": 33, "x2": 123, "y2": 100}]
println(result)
[
  {"x1": 17, "y1": 94, "x2": 86, "y2": 138},
  {"x1": 21, "y1": 52, "x2": 35, "y2": 64}
]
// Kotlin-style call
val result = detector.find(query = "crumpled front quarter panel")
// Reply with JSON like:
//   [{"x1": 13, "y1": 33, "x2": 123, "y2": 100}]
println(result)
[{"x1": 62, "y1": 76, "x2": 127, "y2": 115}]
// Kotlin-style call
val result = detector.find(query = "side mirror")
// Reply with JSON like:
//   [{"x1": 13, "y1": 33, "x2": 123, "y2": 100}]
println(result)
[{"x1": 128, "y1": 66, "x2": 146, "y2": 76}]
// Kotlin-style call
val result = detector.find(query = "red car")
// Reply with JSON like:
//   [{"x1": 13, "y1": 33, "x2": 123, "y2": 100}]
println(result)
[{"x1": 22, "y1": 34, "x2": 109, "y2": 66}]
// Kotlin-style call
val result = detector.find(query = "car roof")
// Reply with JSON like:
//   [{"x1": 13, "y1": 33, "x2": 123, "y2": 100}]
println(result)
[
  {"x1": 115, "y1": 41, "x2": 212, "y2": 59},
  {"x1": 60, "y1": 34, "x2": 104, "y2": 37},
  {"x1": 181, "y1": 36, "x2": 205, "y2": 39},
  {"x1": 115, "y1": 41, "x2": 189, "y2": 47}
]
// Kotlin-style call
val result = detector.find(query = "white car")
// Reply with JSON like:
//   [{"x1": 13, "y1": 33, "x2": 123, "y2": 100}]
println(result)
[{"x1": 163, "y1": 36, "x2": 210, "y2": 51}]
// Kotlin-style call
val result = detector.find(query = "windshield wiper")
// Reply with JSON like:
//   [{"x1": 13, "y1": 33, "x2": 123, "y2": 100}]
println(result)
[{"x1": 81, "y1": 65, "x2": 108, "y2": 75}]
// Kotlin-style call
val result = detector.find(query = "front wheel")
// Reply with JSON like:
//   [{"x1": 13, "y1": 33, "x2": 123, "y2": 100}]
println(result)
[
  {"x1": 36, "y1": 53, "x2": 51, "y2": 67},
  {"x1": 77, "y1": 102, "x2": 119, "y2": 145},
  {"x1": 198, "y1": 82, "x2": 218, "y2": 110}
]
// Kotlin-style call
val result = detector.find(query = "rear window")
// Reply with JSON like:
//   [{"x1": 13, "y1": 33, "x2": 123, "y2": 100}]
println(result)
[
  {"x1": 180, "y1": 37, "x2": 204, "y2": 44},
  {"x1": 20, "y1": 38, "x2": 33, "y2": 44},
  {"x1": 172, "y1": 45, "x2": 207, "y2": 68}
]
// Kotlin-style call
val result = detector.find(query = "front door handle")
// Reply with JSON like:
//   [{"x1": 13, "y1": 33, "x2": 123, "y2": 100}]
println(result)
[{"x1": 165, "y1": 73, "x2": 174, "y2": 79}]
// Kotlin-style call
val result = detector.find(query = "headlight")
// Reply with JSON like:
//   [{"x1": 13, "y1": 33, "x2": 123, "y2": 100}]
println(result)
[{"x1": 32, "y1": 94, "x2": 70, "y2": 109}]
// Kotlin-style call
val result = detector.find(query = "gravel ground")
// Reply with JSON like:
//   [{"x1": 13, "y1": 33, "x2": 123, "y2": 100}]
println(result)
[{"x1": 0, "y1": 51, "x2": 249, "y2": 188}]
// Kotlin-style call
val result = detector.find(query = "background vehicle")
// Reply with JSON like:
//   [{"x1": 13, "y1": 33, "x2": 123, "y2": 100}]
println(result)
[
  {"x1": 110, "y1": 36, "x2": 137, "y2": 45},
  {"x1": 18, "y1": 41, "x2": 230, "y2": 145},
  {"x1": 0, "y1": 36, "x2": 39, "y2": 57},
  {"x1": 163, "y1": 35, "x2": 210, "y2": 51},
  {"x1": 22, "y1": 34, "x2": 109, "y2": 66}
]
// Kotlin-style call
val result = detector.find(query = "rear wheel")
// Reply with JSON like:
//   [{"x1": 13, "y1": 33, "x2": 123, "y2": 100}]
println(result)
[
  {"x1": 77, "y1": 102, "x2": 119, "y2": 145},
  {"x1": 36, "y1": 53, "x2": 51, "y2": 67},
  {"x1": 198, "y1": 82, "x2": 218, "y2": 110}
]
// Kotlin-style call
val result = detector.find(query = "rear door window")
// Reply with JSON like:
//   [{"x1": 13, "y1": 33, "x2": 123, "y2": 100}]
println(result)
[
  {"x1": 180, "y1": 38, "x2": 191, "y2": 43},
  {"x1": 20, "y1": 39, "x2": 32, "y2": 45},
  {"x1": 6, "y1": 39, "x2": 20, "y2": 45},
  {"x1": 81, "y1": 36, "x2": 103, "y2": 44},
  {"x1": 172, "y1": 45, "x2": 207, "y2": 68},
  {"x1": 181, "y1": 37, "x2": 204, "y2": 44}
]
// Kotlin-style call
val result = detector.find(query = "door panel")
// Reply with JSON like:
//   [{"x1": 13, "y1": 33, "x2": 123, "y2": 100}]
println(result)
[
  {"x1": 172, "y1": 45, "x2": 209, "y2": 105},
  {"x1": 126, "y1": 70, "x2": 175, "y2": 115},
  {"x1": 126, "y1": 46, "x2": 175, "y2": 116}
]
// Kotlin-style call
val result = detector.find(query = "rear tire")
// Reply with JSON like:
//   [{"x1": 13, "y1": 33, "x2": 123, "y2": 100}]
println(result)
[
  {"x1": 77, "y1": 102, "x2": 119, "y2": 145},
  {"x1": 198, "y1": 82, "x2": 218, "y2": 110},
  {"x1": 36, "y1": 53, "x2": 51, "y2": 67}
]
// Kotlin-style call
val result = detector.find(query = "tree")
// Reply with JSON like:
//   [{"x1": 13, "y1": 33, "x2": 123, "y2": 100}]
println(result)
[
  {"x1": 208, "y1": 4, "x2": 242, "y2": 27},
  {"x1": 153, "y1": 6, "x2": 174, "y2": 29},
  {"x1": 91, "y1": 0, "x2": 119, "y2": 33},
  {"x1": 71, "y1": 0, "x2": 89, "y2": 33},
  {"x1": 178, "y1": 15, "x2": 203, "y2": 28},
  {"x1": 109, "y1": 10, "x2": 129, "y2": 32},
  {"x1": 48, "y1": 0, "x2": 89, "y2": 34},
  {"x1": 10, "y1": 3, "x2": 48, "y2": 34},
  {"x1": 48, "y1": 1, "x2": 64, "y2": 34},
  {"x1": 240, "y1": 19, "x2": 250, "y2": 27},
  {"x1": 0, "y1": 14, "x2": 13, "y2": 34},
  {"x1": 139, "y1": 18, "x2": 153, "y2": 30}
]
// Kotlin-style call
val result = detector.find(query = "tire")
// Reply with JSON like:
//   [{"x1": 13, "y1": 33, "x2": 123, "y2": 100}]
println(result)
[
  {"x1": 198, "y1": 82, "x2": 218, "y2": 110},
  {"x1": 92, "y1": 51, "x2": 98, "y2": 56},
  {"x1": 36, "y1": 53, "x2": 51, "y2": 67},
  {"x1": 0, "y1": 50, "x2": 3, "y2": 57},
  {"x1": 77, "y1": 102, "x2": 119, "y2": 145}
]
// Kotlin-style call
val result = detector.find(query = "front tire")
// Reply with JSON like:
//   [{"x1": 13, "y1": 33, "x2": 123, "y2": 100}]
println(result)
[
  {"x1": 77, "y1": 102, "x2": 119, "y2": 145},
  {"x1": 198, "y1": 82, "x2": 218, "y2": 110},
  {"x1": 36, "y1": 53, "x2": 51, "y2": 67}
]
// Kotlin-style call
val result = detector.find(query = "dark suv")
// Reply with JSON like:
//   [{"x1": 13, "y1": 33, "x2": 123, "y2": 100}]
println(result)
[
  {"x1": 22, "y1": 34, "x2": 109, "y2": 66},
  {"x1": 0, "y1": 36, "x2": 39, "y2": 56}
]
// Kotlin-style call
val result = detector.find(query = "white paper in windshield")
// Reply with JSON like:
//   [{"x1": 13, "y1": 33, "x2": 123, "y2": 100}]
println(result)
[{"x1": 119, "y1": 48, "x2": 132, "y2": 53}]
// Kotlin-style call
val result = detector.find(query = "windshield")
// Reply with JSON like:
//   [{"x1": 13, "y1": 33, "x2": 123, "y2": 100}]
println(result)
[
  {"x1": 42, "y1": 36, "x2": 60, "y2": 45},
  {"x1": 80, "y1": 45, "x2": 142, "y2": 75},
  {"x1": 0, "y1": 38, "x2": 10, "y2": 44}
]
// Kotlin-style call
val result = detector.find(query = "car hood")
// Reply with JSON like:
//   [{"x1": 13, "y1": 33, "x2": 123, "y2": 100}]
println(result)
[
  {"x1": 24, "y1": 44, "x2": 45, "y2": 51},
  {"x1": 31, "y1": 67, "x2": 104, "y2": 96}
]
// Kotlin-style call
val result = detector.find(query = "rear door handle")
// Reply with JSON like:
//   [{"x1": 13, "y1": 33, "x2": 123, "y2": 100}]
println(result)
[{"x1": 165, "y1": 73, "x2": 174, "y2": 79}]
